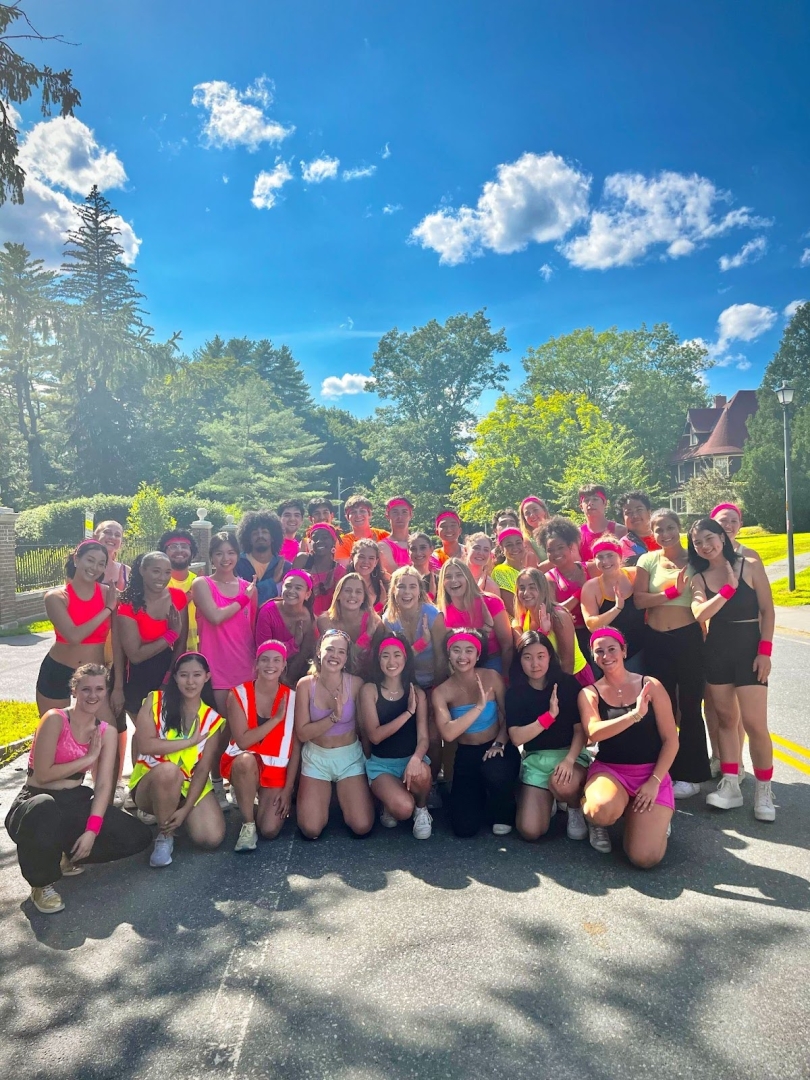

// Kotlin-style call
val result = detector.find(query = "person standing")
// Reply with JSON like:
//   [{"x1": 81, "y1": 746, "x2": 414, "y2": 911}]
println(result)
[
  {"x1": 94, "y1": 520, "x2": 130, "y2": 591},
  {"x1": 234, "y1": 511, "x2": 290, "y2": 607},
  {"x1": 157, "y1": 529, "x2": 199, "y2": 650},
  {"x1": 335, "y1": 495, "x2": 389, "y2": 564},
  {"x1": 293, "y1": 523, "x2": 346, "y2": 617},
  {"x1": 277, "y1": 499, "x2": 305, "y2": 562},
  {"x1": 519, "y1": 496, "x2": 551, "y2": 567},
  {"x1": 540, "y1": 516, "x2": 595, "y2": 665},
  {"x1": 255, "y1": 569, "x2": 316, "y2": 687},
  {"x1": 616, "y1": 492, "x2": 660, "y2": 567},
  {"x1": 435, "y1": 511, "x2": 463, "y2": 565},
  {"x1": 378, "y1": 497, "x2": 414, "y2": 574},
  {"x1": 577, "y1": 486, "x2": 627, "y2": 563},
  {"x1": 491, "y1": 527, "x2": 527, "y2": 618}
]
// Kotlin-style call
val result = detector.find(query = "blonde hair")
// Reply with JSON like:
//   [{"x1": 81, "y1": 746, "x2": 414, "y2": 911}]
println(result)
[
  {"x1": 436, "y1": 557, "x2": 484, "y2": 616},
  {"x1": 512, "y1": 567, "x2": 566, "y2": 634},
  {"x1": 326, "y1": 571, "x2": 373, "y2": 622},
  {"x1": 384, "y1": 565, "x2": 428, "y2": 624}
]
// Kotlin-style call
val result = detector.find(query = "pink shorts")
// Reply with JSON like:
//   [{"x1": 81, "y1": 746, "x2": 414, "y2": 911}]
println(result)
[{"x1": 586, "y1": 760, "x2": 674, "y2": 810}]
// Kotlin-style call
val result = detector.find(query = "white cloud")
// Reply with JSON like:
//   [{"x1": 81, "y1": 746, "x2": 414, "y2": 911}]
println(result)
[
  {"x1": 339, "y1": 316, "x2": 355, "y2": 330},
  {"x1": 784, "y1": 300, "x2": 807, "y2": 319},
  {"x1": 222, "y1": 174, "x2": 229, "y2": 184},
  {"x1": 718, "y1": 235, "x2": 767, "y2": 272},
  {"x1": 411, "y1": 152, "x2": 591, "y2": 266},
  {"x1": 342, "y1": 165, "x2": 377, "y2": 181},
  {"x1": 801, "y1": 248, "x2": 810, "y2": 267},
  {"x1": 301, "y1": 156, "x2": 339, "y2": 183},
  {"x1": 191, "y1": 76, "x2": 294, "y2": 150},
  {"x1": 381, "y1": 142, "x2": 391, "y2": 159},
  {"x1": 321, "y1": 373, "x2": 369, "y2": 399},
  {"x1": 251, "y1": 162, "x2": 293, "y2": 209},
  {"x1": 382, "y1": 203, "x2": 402, "y2": 214},
  {"x1": 18, "y1": 116, "x2": 127, "y2": 194},
  {"x1": 0, "y1": 118, "x2": 140, "y2": 268},
  {"x1": 562, "y1": 171, "x2": 771, "y2": 270},
  {"x1": 736, "y1": 359, "x2": 752, "y2": 371},
  {"x1": 539, "y1": 263, "x2": 554, "y2": 281},
  {"x1": 717, "y1": 302, "x2": 777, "y2": 346}
]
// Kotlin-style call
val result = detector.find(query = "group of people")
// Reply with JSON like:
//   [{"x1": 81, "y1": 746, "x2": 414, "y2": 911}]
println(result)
[{"x1": 5, "y1": 488, "x2": 778, "y2": 916}]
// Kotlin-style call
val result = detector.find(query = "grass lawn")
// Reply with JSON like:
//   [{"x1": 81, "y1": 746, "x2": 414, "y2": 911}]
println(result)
[
  {"x1": 0, "y1": 619, "x2": 53, "y2": 638},
  {"x1": 0, "y1": 701, "x2": 39, "y2": 751},
  {"x1": 736, "y1": 528, "x2": 810, "y2": 565},
  {"x1": 771, "y1": 567, "x2": 810, "y2": 606}
]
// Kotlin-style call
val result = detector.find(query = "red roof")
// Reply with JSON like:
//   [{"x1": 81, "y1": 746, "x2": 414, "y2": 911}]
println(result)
[{"x1": 670, "y1": 390, "x2": 757, "y2": 463}]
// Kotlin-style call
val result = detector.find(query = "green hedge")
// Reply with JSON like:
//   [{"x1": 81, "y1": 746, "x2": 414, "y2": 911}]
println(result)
[{"x1": 16, "y1": 496, "x2": 234, "y2": 546}]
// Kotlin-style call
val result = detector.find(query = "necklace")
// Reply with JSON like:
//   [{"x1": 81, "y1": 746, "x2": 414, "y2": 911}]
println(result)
[{"x1": 380, "y1": 683, "x2": 402, "y2": 700}]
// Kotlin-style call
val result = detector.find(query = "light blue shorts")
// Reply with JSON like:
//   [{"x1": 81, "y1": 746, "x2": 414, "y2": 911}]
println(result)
[
  {"x1": 366, "y1": 754, "x2": 431, "y2": 783},
  {"x1": 301, "y1": 740, "x2": 367, "y2": 783}
]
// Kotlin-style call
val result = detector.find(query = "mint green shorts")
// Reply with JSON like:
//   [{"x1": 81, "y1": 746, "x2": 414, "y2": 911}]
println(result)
[
  {"x1": 301, "y1": 739, "x2": 367, "y2": 783},
  {"x1": 520, "y1": 748, "x2": 592, "y2": 790}
]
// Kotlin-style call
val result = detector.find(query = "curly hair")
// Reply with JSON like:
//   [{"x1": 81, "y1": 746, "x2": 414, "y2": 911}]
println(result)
[
  {"x1": 120, "y1": 551, "x2": 171, "y2": 613},
  {"x1": 538, "y1": 515, "x2": 580, "y2": 551},
  {"x1": 236, "y1": 511, "x2": 283, "y2": 556}
]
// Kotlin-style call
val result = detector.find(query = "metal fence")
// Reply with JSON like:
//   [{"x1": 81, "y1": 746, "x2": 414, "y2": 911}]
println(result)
[{"x1": 14, "y1": 538, "x2": 161, "y2": 593}]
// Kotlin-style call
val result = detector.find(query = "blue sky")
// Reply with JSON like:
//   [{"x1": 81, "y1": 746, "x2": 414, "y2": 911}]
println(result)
[{"x1": 3, "y1": 0, "x2": 809, "y2": 417}]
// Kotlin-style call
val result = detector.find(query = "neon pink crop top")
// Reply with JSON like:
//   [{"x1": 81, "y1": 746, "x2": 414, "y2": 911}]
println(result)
[
  {"x1": 28, "y1": 709, "x2": 108, "y2": 779},
  {"x1": 380, "y1": 538, "x2": 411, "y2": 568},
  {"x1": 309, "y1": 673, "x2": 356, "y2": 737},
  {"x1": 546, "y1": 564, "x2": 592, "y2": 628},
  {"x1": 54, "y1": 582, "x2": 109, "y2": 645}
]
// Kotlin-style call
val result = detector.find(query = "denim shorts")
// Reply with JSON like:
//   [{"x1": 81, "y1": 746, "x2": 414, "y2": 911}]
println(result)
[{"x1": 301, "y1": 740, "x2": 367, "y2": 783}]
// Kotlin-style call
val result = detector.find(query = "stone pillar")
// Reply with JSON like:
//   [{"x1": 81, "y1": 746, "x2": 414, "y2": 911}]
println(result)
[
  {"x1": 190, "y1": 508, "x2": 213, "y2": 575},
  {"x1": 0, "y1": 509, "x2": 19, "y2": 628}
]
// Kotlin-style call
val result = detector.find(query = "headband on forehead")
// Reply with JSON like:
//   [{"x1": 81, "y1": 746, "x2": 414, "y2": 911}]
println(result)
[
  {"x1": 520, "y1": 495, "x2": 544, "y2": 511},
  {"x1": 497, "y1": 527, "x2": 524, "y2": 544},
  {"x1": 174, "y1": 650, "x2": 206, "y2": 666},
  {"x1": 73, "y1": 538, "x2": 106, "y2": 558},
  {"x1": 256, "y1": 639, "x2": 288, "y2": 661},
  {"x1": 435, "y1": 510, "x2": 460, "y2": 529},
  {"x1": 447, "y1": 631, "x2": 482, "y2": 654},
  {"x1": 710, "y1": 503, "x2": 743, "y2": 522},
  {"x1": 581, "y1": 488, "x2": 607, "y2": 503},
  {"x1": 163, "y1": 533, "x2": 192, "y2": 547},
  {"x1": 310, "y1": 522, "x2": 338, "y2": 541},
  {"x1": 386, "y1": 498, "x2": 413, "y2": 512},
  {"x1": 591, "y1": 538, "x2": 623, "y2": 557},
  {"x1": 378, "y1": 636, "x2": 407, "y2": 655},
  {"x1": 589, "y1": 627, "x2": 626, "y2": 649},
  {"x1": 284, "y1": 568, "x2": 313, "y2": 590}
]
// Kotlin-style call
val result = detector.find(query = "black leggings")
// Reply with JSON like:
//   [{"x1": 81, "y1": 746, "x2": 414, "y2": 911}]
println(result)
[
  {"x1": 644, "y1": 622, "x2": 711, "y2": 783},
  {"x1": 448, "y1": 740, "x2": 520, "y2": 838},
  {"x1": 4, "y1": 785, "x2": 152, "y2": 888}
]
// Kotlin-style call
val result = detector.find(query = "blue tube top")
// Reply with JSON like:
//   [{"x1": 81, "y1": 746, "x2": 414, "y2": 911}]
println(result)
[{"x1": 449, "y1": 699, "x2": 497, "y2": 734}]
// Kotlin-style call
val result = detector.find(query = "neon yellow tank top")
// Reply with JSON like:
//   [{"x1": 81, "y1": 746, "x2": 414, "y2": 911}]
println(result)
[
  {"x1": 129, "y1": 691, "x2": 224, "y2": 802},
  {"x1": 522, "y1": 612, "x2": 588, "y2": 676}
]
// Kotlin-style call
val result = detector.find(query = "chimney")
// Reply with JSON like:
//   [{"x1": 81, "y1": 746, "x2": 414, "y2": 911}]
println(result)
[{"x1": 714, "y1": 394, "x2": 727, "y2": 409}]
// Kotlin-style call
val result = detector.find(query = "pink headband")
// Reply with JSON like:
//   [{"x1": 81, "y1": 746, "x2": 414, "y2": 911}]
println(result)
[
  {"x1": 591, "y1": 538, "x2": 623, "y2": 557},
  {"x1": 710, "y1": 503, "x2": 743, "y2": 522},
  {"x1": 435, "y1": 510, "x2": 460, "y2": 529},
  {"x1": 378, "y1": 636, "x2": 407, "y2": 655},
  {"x1": 386, "y1": 498, "x2": 413, "y2": 512},
  {"x1": 310, "y1": 522, "x2": 338, "y2": 541},
  {"x1": 581, "y1": 489, "x2": 607, "y2": 504},
  {"x1": 174, "y1": 650, "x2": 206, "y2": 666},
  {"x1": 74, "y1": 538, "x2": 106, "y2": 557},
  {"x1": 589, "y1": 627, "x2": 626, "y2": 649},
  {"x1": 497, "y1": 528, "x2": 524, "y2": 544},
  {"x1": 520, "y1": 496, "x2": 544, "y2": 511},
  {"x1": 447, "y1": 631, "x2": 482, "y2": 654},
  {"x1": 284, "y1": 569, "x2": 313, "y2": 590},
  {"x1": 256, "y1": 639, "x2": 288, "y2": 661}
]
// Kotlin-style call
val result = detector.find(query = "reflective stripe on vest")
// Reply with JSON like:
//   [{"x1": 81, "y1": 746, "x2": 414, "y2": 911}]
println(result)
[
  {"x1": 223, "y1": 681, "x2": 295, "y2": 768},
  {"x1": 138, "y1": 691, "x2": 223, "y2": 778}
]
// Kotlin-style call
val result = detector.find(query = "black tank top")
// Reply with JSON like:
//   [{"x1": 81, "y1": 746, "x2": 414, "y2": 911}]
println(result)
[
  {"x1": 597, "y1": 583, "x2": 646, "y2": 657},
  {"x1": 704, "y1": 566, "x2": 760, "y2": 625},
  {"x1": 594, "y1": 677, "x2": 662, "y2": 765},
  {"x1": 374, "y1": 687, "x2": 418, "y2": 759}
]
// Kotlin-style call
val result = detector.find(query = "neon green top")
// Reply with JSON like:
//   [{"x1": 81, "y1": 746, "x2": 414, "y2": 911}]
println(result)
[{"x1": 492, "y1": 563, "x2": 520, "y2": 595}]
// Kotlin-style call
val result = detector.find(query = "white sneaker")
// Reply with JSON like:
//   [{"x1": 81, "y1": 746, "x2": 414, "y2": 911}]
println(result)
[
  {"x1": 113, "y1": 783, "x2": 128, "y2": 809},
  {"x1": 709, "y1": 757, "x2": 721, "y2": 778},
  {"x1": 60, "y1": 853, "x2": 84, "y2": 877},
  {"x1": 706, "y1": 775, "x2": 743, "y2": 811},
  {"x1": 136, "y1": 809, "x2": 157, "y2": 826},
  {"x1": 30, "y1": 884, "x2": 65, "y2": 914},
  {"x1": 211, "y1": 778, "x2": 230, "y2": 812},
  {"x1": 379, "y1": 808, "x2": 398, "y2": 828},
  {"x1": 426, "y1": 783, "x2": 443, "y2": 809},
  {"x1": 566, "y1": 806, "x2": 588, "y2": 840},
  {"x1": 150, "y1": 833, "x2": 174, "y2": 867},
  {"x1": 588, "y1": 825, "x2": 612, "y2": 853},
  {"x1": 412, "y1": 806, "x2": 433, "y2": 840},
  {"x1": 753, "y1": 780, "x2": 776, "y2": 822},
  {"x1": 666, "y1": 822, "x2": 672, "y2": 839},
  {"x1": 672, "y1": 781, "x2": 701, "y2": 799},
  {"x1": 492, "y1": 823, "x2": 512, "y2": 836},
  {"x1": 234, "y1": 822, "x2": 258, "y2": 852}
]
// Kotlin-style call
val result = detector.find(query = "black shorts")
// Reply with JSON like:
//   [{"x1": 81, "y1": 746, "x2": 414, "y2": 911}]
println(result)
[
  {"x1": 35, "y1": 654, "x2": 74, "y2": 701},
  {"x1": 705, "y1": 622, "x2": 766, "y2": 688}
]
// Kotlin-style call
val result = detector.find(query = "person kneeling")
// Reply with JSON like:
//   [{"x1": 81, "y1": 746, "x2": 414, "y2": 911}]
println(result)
[
  {"x1": 5, "y1": 664, "x2": 151, "y2": 914},
  {"x1": 578, "y1": 629, "x2": 678, "y2": 868},
  {"x1": 221, "y1": 640, "x2": 301, "y2": 853},
  {"x1": 130, "y1": 652, "x2": 226, "y2": 867},
  {"x1": 506, "y1": 631, "x2": 591, "y2": 843},
  {"x1": 360, "y1": 633, "x2": 433, "y2": 839}
]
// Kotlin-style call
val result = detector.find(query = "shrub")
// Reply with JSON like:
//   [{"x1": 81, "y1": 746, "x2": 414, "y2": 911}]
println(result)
[{"x1": 125, "y1": 484, "x2": 176, "y2": 540}]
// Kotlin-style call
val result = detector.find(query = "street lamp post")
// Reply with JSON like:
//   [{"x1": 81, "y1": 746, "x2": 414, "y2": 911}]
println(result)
[{"x1": 775, "y1": 382, "x2": 796, "y2": 592}]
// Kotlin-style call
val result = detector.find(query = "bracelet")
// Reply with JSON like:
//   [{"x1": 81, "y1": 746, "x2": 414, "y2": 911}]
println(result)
[
  {"x1": 164, "y1": 629, "x2": 179, "y2": 646},
  {"x1": 664, "y1": 584, "x2": 681, "y2": 600},
  {"x1": 757, "y1": 640, "x2": 773, "y2": 657},
  {"x1": 234, "y1": 592, "x2": 251, "y2": 611},
  {"x1": 413, "y1": 638, "x2": 429, "y2": 653},
  {"x1": 651, "y1": 773, "x2": 662, "y2": 784},
  {"x1": 492, "y1": 740, "x2": 505, "y2": 749},
  {"x1": 632, "y1": 710, "x2": 643, "y2": 724},
  {"x1": 536, "y1": 711, "x2": 555, "y2": 730},
  {"x1": 718, "y1": 584, "x2": 737, "y2": 600},
  {"x1": 86, "y1": 814, "x2": 104, "y2": 835}
]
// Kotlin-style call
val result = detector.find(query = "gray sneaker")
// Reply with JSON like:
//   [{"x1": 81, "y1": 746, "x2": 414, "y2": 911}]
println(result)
[
  {"x1": 150, "y1": 834, "x2": 174, "y2": 868},
  {"x1": 588, "y1": 825, "x2": 612, "y2": 853},
  {"x1": 412, "y1": 806, "x2": 433, "y2": 840},
  {"x1": 566, "y1": 807, "x2": 588, "y2": 840}
]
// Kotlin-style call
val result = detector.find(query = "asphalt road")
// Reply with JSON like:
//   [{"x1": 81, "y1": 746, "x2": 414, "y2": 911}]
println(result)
[{"x1": 0, "y1": 631, "x2": 809, "y2": 1080}]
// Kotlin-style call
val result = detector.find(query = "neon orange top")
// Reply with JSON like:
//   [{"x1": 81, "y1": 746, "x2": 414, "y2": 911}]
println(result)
[
  {"x1": 54, "y1": 582, "x2": 109, "y2": 645},
  {"x1": 335, "y1": 527, "x2": 390, "y2": 561}
]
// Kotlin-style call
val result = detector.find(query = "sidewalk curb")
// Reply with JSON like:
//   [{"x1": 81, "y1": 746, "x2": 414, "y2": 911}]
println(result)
[{"x1": 0, "y1": 735, "x2": 33, "y2": 766}]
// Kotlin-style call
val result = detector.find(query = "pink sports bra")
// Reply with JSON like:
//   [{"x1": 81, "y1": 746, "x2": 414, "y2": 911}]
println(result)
[
  {"x1": 547, "y1": 564, "x2": 592, "y2": 628},
  {"x1": 28, "y1": 709, "x2": 108, "y2": 781},
  {"x1": 381, "y1": 538, "x2": 411, "y2": 568}
]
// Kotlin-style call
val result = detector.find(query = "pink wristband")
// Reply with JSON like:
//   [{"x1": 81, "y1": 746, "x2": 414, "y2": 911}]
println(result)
[
  {"x1": 664, "y1": 585, "x2": 681, "y2": 600},
  {"x1": 536, "y1": 711, "x2": 555, "y2": 730},
  {"x1": 235, "y1": 592, "x2": 251, "y2": 611},
  {"x1": 164, "y1": 629, "x2": 179, "y2": 645},
  {"x1": 86, "y1": 814, "x2": 103, "y2": 835},
  {"x1": 718, "y1": 584, "x2": 736, "y2": 600},
  {"x1": 757, "y1": 640, "x2": 773, "y2": 657},
  {"x1": 413, "y1": 638, "x2": 429, "y2": 653}
]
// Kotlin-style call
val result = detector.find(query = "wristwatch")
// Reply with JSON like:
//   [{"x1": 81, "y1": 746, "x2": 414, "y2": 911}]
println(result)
[{"x1": 492, "y1": 740, "x2": 505, "y2": 749}]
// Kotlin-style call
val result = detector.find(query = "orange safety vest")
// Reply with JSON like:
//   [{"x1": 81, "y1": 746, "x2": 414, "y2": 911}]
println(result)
[{"x1": 221, "y1": 681, "x2": 295, "y2": 788}]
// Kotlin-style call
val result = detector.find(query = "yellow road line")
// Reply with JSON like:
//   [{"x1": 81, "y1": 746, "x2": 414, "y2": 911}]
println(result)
[
  {"x1": 772, "y1": 732, "x2": 810, "y2": 762},
  {"x1": 773, "y1": 747, "x2": 810, "y2": 777}
]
